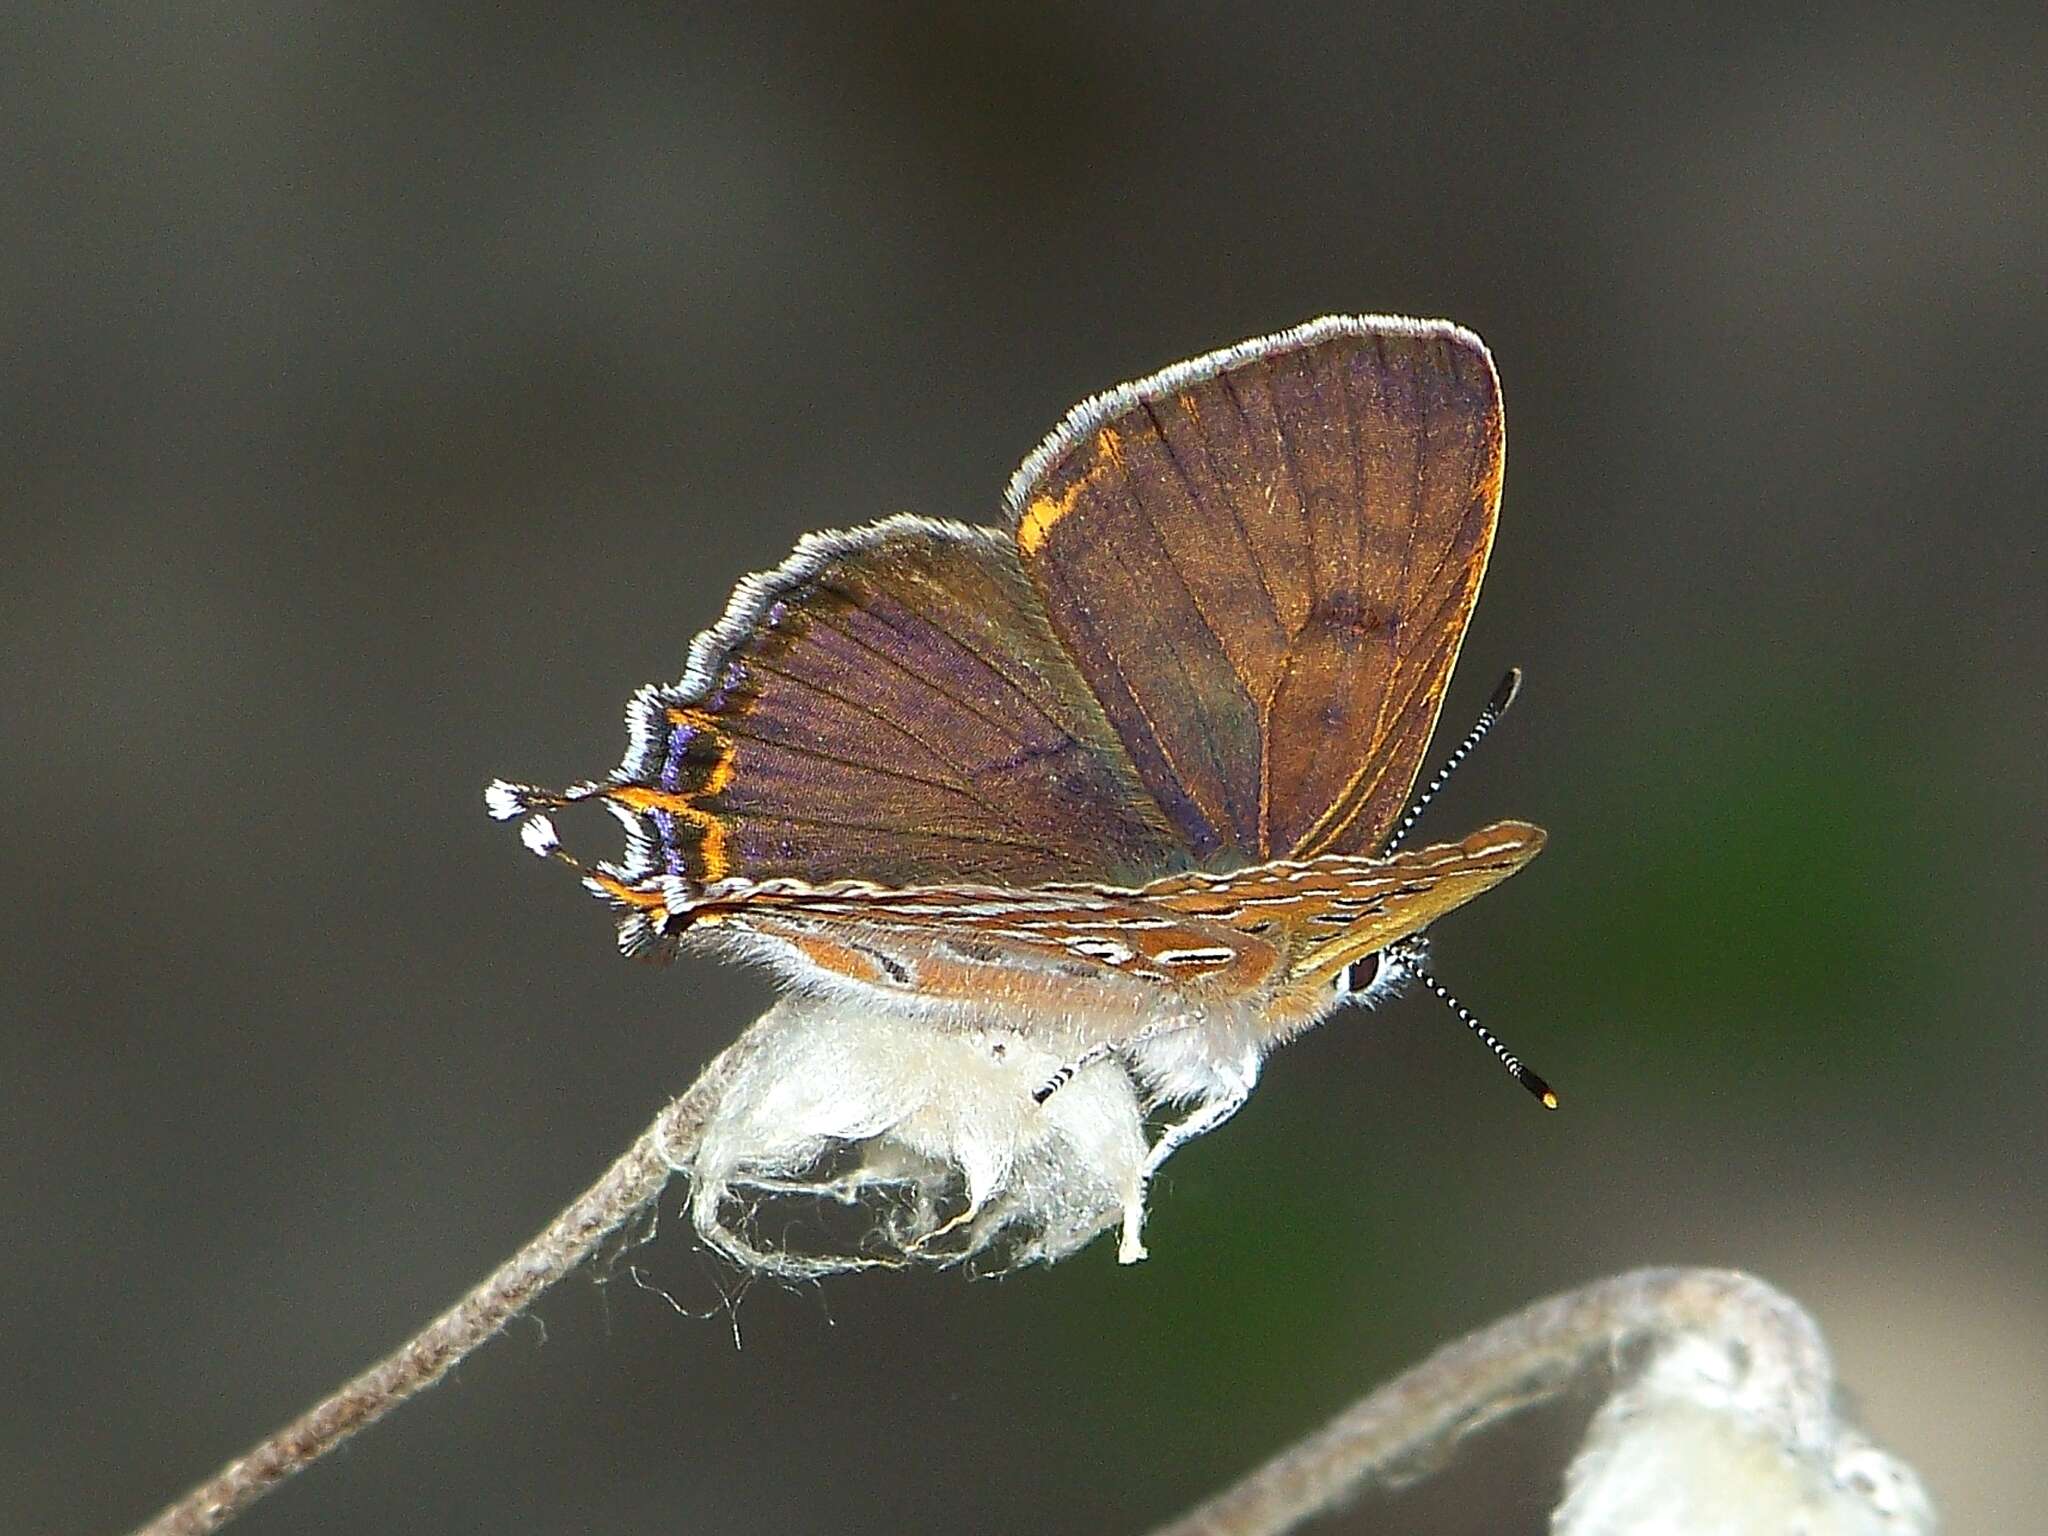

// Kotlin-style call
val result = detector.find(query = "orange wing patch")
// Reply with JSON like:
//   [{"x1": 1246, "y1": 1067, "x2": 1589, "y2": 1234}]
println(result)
[{"x1": 1017, "y1": 427, "x2": 1124, "y2": 555}]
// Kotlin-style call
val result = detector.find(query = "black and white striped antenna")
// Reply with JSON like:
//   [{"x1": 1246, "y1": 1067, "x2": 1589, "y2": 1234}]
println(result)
[
  {"x1": 1382, "y1": 667, "x2": 1522, "y2": 855},
  {"x1": 1386, "y1": 949, "x2": 1558, "y2": 1109}
]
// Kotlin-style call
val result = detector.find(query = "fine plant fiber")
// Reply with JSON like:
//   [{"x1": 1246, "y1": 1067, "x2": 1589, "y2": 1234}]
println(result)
[{"x1": 676, "y1": 993, "x2": 1150, "y2": 1276}]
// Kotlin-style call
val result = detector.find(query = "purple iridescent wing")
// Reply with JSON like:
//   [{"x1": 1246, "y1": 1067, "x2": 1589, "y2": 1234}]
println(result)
[
  {"x1": 504, "y1": 518, "x2": 1188, "y2": 942},
  {"x1": 1006, "y1": 316, "x2": 1505, "y2": 861}
]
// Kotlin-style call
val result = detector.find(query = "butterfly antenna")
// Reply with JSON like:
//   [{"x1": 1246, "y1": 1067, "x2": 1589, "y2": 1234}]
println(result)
[
  {"x1": 1382, "y1": 667, "x2": 1522, "y2": 855},
  {"x1": 1389, "y1": 953, "x2": 1558, "y2": 1110}
]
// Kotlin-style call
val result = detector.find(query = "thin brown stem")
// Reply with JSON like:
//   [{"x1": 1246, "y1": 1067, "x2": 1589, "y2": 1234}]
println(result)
[
  {"x1": 127, "y1": 1071, "x2": 728, "y2": 1536},
  {"x1": 1146, "y1": 1267, "x2": 1834, "y2": 1536}
]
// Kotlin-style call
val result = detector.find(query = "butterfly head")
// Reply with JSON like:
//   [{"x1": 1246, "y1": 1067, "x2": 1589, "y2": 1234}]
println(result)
[
  {"x1": 1243, "y1": 819, "x2": 1543, "y2": 1018},
  {"x1": 1305, "y1": 868, "x2": 1559, "y2": 1111}
]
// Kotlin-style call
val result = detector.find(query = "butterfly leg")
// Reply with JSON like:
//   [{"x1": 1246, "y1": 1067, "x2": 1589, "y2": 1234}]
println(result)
[
  {"x1": 1140, "y1": 1046, "x2": 1262, "y2": 1181},
  {"x1": 1115, "y1": 1053, "x2": 1261, "y2": 1265},
  {"x1": 1033, "y1": 1050, "x2": 1154, "y2": 1265},
  {"x1": 1031, "y1": 1040, "x2": 1121, "y2": 1104},
  {"x1": 911, "y1": 1194, "x2": 985, "y2": 1253},
  {"x1": 1117, "y1": 1184, "x2": 1149, "y2": 1265},
  {"x1": 1034, "y1": 1020, "x2": 1190, "y2": 1106}
]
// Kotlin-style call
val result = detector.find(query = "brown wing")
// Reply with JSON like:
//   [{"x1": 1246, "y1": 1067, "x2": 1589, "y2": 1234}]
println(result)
[
  {"x1": 677, "y1": 878, "x2": 1282, "y2": 999},
  {"x1": 1006, "y1": 315, "x2": 1505, "y2": 862},
  {"x1": 490, "y1": 517, "x2": 1189, "y2": 951}
]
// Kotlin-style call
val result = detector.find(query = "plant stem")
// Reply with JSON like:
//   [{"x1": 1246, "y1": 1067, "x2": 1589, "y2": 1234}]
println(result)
[
  {"x1": 1146, "y1": 1267, "x2": 1833, "y2": 1536},
  {"x1": 126, "y1": 1079, "x2": 723, "y2": 1536}
]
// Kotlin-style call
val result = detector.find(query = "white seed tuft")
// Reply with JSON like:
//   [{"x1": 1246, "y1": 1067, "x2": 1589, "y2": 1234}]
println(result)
[{"x1": 673, "y1": 994, "x2": 1151, "y2": 1277}]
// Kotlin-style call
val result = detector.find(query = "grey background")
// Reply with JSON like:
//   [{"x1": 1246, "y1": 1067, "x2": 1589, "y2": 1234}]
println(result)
[{"x1": 6, "y1": 5, "x2": 2043, "y2": 1532}]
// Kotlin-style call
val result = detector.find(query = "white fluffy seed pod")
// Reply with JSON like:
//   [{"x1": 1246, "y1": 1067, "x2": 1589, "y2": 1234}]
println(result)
[
  {"x1": 669, "y1": 993, "x2": 1152, "y2": 1275},
  {"x1": 1555, "y1": 1332, "x2": 1936, "y2": 1536}
]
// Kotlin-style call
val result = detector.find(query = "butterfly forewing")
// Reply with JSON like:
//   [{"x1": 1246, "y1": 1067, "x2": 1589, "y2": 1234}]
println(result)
[
  {"x1": 681, "y1": 817, "x2": 1544, "y2": 1014},
  {"x1": 1007, "y1": 315, "x2": 1504, "y2": 861},
  {"x1": 1144, "y1": 820, "x2": 1545, "y2": 989},
  {"x1": 680, "y1": 877, "x2": 1284, "y2": 1003}
]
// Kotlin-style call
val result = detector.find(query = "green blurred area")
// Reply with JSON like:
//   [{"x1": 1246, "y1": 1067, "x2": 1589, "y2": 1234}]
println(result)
[{"x1": 1548, "y1": 682, "x2": 1940, "y2": 1089}]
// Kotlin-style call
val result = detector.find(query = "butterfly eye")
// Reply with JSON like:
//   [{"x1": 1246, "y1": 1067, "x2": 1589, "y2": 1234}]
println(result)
[{"x1": 1336, "y1": 952, "x2": 1384, "y2": 1000}]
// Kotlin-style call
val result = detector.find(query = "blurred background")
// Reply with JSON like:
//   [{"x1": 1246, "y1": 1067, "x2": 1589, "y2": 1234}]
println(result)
[{"x1": 6, "y1": 5, "x2": 2043, "y2": 1532}]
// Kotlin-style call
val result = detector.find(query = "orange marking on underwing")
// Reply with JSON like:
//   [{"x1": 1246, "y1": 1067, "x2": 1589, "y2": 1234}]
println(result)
[
  {"x1": 605, "y1": 785, "x2": 695, "y2": 814},
  {"x1": 786, "y1": 932, "x2": 901, "y2": 987},
  {"x1": 604, "y1": 771, "x2": 734, "y2": 881},
  {"x1": 1017, "y1": 427, "x2": 1126, "y2": 554},
  {"x1": 690, "y1": 816, "x2": 730, "y2": 881},
  {"x1": 654, "y1": 714, "x2": 738, "y2": 798},
  {"x1": 699, "y1": 745, "x2": 735, "y2": 797},
  {"x1": 588, "y1": 872, "x2": 670, "y2": 913}
]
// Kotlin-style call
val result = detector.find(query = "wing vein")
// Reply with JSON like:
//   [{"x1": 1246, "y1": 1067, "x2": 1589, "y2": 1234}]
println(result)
[
  {"x1": 710, "y1": 722, "x2": 1034, "y2": 805},
  {"x1": 1107, "y1": 412, "x2": 1252, "y2": 842},
  {"x1": 1034, "y1": 555, "x2": 1227, "y2": 855},
  {"x1": 803, "y1": 585, "x2": 1063, "y2": 745},
  {"x1": 1142, "y1": 397, "x2": 1290, "y2": 649},
  {"x1": 711, "y1": 810, "x2": 1056, "y2": 851},
  {"x1": 743, "y1": 652, "x2": 1031, "y2": 831}
]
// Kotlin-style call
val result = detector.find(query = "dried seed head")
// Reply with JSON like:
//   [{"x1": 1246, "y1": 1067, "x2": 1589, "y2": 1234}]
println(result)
[{"x1": 671, "y1": 995, "x2": 1152, "y2": 1276}]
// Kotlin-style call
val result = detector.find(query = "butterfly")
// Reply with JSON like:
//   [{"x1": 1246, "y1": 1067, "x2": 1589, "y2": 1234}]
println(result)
[{"x1": 489, "y1": 314, "x2": 1548, "y2": 1265}]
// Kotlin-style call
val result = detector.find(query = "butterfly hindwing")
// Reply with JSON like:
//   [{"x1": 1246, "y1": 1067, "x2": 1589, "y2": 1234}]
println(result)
[
  {"x1": 589, "y1": 518, "x2": 1188, "y2": 907},
  {"x1": 1007, "y1": 315, "x2": 1504, "y2": 861}
]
